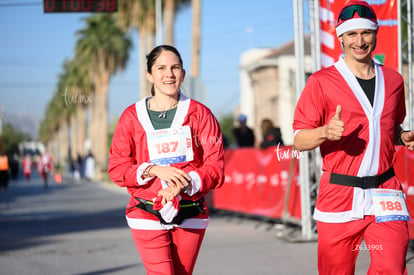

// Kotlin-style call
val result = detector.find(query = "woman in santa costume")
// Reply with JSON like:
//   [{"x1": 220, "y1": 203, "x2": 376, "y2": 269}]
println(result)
[
  {"x1": 293, "y1": 1, "x2": 414, "y2": 274},
  {"x1": 108, "y1": 45, "x2": 224, "y2": 275}
]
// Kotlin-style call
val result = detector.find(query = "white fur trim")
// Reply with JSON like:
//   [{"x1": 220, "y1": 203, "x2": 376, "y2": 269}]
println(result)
[
  {"x1": 334, "y1": 58, "x2": 384, "y2": 177},
  {"x1": 336, "y1": 18, "x2": 378, "y2": 37},
  {"x1": 186, "y1": 171, "x2": 202, "y2": 196},
  {"x1": 313, "y1": 208, "x2": 362, "y2": 223},
  {"x1": 126, "y1": 216, "x2": 209, "y2": 230}
]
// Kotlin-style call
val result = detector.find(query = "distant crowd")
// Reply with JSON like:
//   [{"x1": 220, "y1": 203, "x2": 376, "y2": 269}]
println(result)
[{"x1": 231, "y1": 114, "x2": 284, "y2": 149}]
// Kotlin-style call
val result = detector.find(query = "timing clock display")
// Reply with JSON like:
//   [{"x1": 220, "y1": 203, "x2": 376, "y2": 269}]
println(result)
[{"x1": 44, "y1": 0, "x2": 117, "y2": 13}]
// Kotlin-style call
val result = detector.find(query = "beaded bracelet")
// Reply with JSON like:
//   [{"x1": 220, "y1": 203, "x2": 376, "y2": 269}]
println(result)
[{"x1": 142, "y1": 164, "x2": 155, "y2": 179}]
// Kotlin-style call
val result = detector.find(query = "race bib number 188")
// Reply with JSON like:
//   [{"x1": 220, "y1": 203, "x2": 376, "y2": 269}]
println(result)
[{"x1": 371, "y1": 189, "x2": 410, "y2": 223}]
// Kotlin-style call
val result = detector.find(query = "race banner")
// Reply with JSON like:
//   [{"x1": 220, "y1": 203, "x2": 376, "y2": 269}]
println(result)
[
  {"x1": 319, "y1": 0, "x2": 399, "y2": 70},
  {"x1": 394, "y1": 146, "x2": 414, "y2": 239},
  {"x1": 207, "y1": 146, "x2": 301, "y2": 221}
]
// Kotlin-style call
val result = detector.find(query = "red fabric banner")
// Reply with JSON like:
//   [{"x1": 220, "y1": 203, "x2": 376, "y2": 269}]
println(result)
[
  {"x1": 208, "y1": 146, "x2": 301, "y2": 220},
  {"x1": 319, "y1": 0, "x2": 399, "y2": 70},
  {"x1": 394, "y1": 146, "x2": 414, "y2": 239}
]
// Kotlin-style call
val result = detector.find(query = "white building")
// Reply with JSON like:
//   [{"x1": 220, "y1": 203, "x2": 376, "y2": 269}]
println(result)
[{"x1": 239, "y1": 38, "x2": 312, "y2": 145}]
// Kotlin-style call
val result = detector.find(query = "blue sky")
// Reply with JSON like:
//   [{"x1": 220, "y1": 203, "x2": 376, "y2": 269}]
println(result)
[{"x1": 0, "y1": 0, "x2": 295, "y2": 131}]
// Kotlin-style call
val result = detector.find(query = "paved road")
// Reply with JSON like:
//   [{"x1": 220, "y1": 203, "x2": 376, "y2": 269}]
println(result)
[{"x1": 1, "y1": 174, "x2": 413, "y2": 275}]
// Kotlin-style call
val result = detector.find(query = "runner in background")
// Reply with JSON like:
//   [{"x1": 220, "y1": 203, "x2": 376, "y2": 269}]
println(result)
[
  {"x1": 38, "y1": 152, "x2": 53, "y2": 189},
  {"x1": 22, "y1": 154, "x2": 33, "y2": 182}
]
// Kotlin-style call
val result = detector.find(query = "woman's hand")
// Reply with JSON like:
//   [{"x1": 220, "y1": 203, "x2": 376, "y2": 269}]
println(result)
[
  {"x1": 150, "y1": 165, "x2": 192, "y2": 190},
  {"x1": 157, "y1": 184, "x2": 182, "y2": 205}
]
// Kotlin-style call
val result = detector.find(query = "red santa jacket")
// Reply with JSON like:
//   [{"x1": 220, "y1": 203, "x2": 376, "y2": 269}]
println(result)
[
  {"x1": 293, "y1": 58, "x2": 406, "y2": 223},
  {"x1": 108, "y1": 93, "x2": 225, "y2": 229}
]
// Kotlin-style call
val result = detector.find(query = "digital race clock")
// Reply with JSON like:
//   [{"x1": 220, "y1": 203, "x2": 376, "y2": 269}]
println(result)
[{"x1": 44, "y1": 0, "x2": 117, "y2": 13}]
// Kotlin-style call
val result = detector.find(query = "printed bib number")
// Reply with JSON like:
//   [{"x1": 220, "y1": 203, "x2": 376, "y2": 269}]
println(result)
[
  {"x1": 147, "y1": 126, "x2": 193, "y2": 165},
  {"x1": 371, "y1": 189, "x2": 410, "y2": 223}
]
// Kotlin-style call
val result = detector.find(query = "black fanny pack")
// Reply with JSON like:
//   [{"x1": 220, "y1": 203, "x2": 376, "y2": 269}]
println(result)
[
  {"x1": 134, "y1": 197, "x2": 206, "y2": 225},
  {"x1": 329, "y1": 166, "x2": 395, "y2": 189}
]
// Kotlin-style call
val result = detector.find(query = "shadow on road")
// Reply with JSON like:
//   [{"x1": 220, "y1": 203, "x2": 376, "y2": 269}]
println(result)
[
  {"x1": 0, "y1": 174, "x2": 128, "y2": 254},
  {"x1": 74, "y1": 263, "x2": 143, "y2": 275}
]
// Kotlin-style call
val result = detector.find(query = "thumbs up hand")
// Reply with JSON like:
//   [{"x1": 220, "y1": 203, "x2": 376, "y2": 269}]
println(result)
[
  {"x1": 325, "y1": 105, "x2": 345, "y2": 141},
  {"x1": 334, "y1": 105, "x2": 342, "y2": 120}
]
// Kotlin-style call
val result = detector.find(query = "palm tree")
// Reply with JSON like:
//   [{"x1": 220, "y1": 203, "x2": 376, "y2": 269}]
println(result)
[
  {"x1": 64, "y1": 56, "x2": 93, "y2": 161},
  {"x1": 76, "y1": 14, "x2": 132, "y2": 175},
  {"x1": 39, "y1": 63, "x2": 74, "y2": 169},
  {"x1": 163, "y1": 0, "x2": 191, "y2": 45},
  {"x1": 117, "y1": 0, "x2": 156, "y2": 98}
]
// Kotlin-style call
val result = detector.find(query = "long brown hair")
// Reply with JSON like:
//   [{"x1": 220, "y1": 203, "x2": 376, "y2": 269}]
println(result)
[{"x1": 261, "y1": 119, "x2": 274, "y2": 137}]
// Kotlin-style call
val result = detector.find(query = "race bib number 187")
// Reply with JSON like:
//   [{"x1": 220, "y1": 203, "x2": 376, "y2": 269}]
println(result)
[{"x1": 147, "y1": 126, "x2": 194, "y2": 165}]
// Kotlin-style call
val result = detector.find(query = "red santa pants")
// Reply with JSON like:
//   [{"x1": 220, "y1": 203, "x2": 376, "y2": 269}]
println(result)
[
  {"x1": 317, "y1": 215, "x2": 408, "y2": 275},
  {"x1": 130, "y1": 227, "x2": 206, "y2": 275}
]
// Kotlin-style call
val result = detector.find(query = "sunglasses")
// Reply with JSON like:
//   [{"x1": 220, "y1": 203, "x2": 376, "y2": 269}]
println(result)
[{"x1": 338, "y1": 4, "x2": 377, "y2": 22}]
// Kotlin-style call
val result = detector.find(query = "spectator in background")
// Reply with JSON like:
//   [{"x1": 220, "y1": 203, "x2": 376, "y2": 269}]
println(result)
[
  {"x1": 76, "y1": 153, "x2": 84, "y2": 178},
  {"x1": 259, "y1": 118, "x2": 284, "y2": 149},
  {"x1": 84, "y1": 151, "x2": 95, "y2": 181},
  {"x1": 10, "y1": 154, "x2": 19, "y2": 180},
  {"x1": 70, "y1": 157, "x2": 81, "y2": 182},
  {"x1": 233, "y1": 114, "x2": 255, "y2": 147}
]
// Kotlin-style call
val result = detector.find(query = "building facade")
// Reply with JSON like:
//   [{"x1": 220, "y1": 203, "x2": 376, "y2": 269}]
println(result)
[{"x1": 239, "y1": 39, "x2": 312, "y2": 145}]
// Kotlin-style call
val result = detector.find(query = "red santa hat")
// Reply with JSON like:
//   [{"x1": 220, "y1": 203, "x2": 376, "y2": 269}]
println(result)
[{"x1": 336, "y1": 1, "x2": 378, "y2": 37}]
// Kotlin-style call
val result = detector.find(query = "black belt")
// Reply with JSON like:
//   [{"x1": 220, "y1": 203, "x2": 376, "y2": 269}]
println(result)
[
  {"x1": 329, "y1": 167, "x2": 395, "y2": 189},
  {"x1": 134, "y1": 197, "x2": 206, "y2": 225}
]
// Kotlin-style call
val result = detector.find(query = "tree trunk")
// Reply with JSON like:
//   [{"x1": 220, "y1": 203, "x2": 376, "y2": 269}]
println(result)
[
  {"x1": 139, "y1": 9, "x2": 156, "y2": 99},
  {"x1": 191, "y1": 0, "x2": 201, "y2": 77},
  {"x1": 71, "y1": 105, "x2": 87, "y2": 159},
  {"x1": 139, "y1": 30, "x2": 151, "y2": 98},
  {"x1": 164, "y1": 0, "x2": 175, "y2": 45},
  {"x1": 47, "y1": 137, "x2": 58, "y2": 169},
  {"x1": 89, "y1": 75, "x2": 109, "y2": 180},
  {"x1": 56, "y1": 119, "x2": 69, "y2": 172}
]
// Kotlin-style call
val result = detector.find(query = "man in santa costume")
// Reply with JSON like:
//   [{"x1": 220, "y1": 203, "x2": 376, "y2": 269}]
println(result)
[{"x1": 293, "y1": 1, "x2": 414, "y2": 274}]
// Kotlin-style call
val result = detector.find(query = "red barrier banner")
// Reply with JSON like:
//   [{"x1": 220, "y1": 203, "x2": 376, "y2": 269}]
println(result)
[
  {"x1": 319, "y1": 0, "x2": 399, "y2": 70},
  {"x1": 208, "y1": 146, "x2": 301, "y2": 220},
  {"x1": 394, "y1": 146, "x2": 414, "y2": 239}
]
